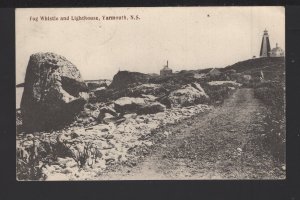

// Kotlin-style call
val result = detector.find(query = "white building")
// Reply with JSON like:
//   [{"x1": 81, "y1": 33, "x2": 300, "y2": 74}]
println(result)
[{"x1": 270, "y1": 43, "x2": 285, "y2": 57}]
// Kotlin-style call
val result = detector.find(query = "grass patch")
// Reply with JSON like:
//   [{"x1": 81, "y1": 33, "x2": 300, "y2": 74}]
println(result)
[{"x1": 254, "y1": 81, "x2": 285, "y2": 162}]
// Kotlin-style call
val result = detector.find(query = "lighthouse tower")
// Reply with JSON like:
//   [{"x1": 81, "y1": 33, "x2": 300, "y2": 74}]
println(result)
[{"x1": 259, "y1": 29, "x2": 271, "y2": 57}]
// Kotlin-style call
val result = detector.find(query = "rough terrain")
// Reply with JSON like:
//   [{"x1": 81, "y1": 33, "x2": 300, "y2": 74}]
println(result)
[
  {"x1": 100, "y1": 88, "x2": 285, "y2": 180},
  {"x1": 16, "y1": 55, "x2": 285, "y2": 180}
]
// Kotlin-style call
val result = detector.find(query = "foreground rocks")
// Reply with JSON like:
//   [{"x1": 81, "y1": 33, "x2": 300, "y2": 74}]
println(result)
[
  {"x1": 16, "y1": 54, "x2": 244, "y2": 180},
  {"x1": 16, "y1": 104, "x2": 212, "y2": 180},
  {"x1": 21, "y1": 52, "x2": 88, "y2": 132}
]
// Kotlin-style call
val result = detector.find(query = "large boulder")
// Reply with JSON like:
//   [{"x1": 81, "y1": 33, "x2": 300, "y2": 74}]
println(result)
[
  {"x1": 21, "y1": 52, "x2": 88, "y2": 132},
  {"x1": 167, "y1": 83, "x2": 209, "y2": 107},
  {"x1": 114, "y1": 97, "x2": 166, "y2": 115}
]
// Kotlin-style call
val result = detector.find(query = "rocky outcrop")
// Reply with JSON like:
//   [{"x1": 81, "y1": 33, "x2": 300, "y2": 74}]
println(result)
[
  {"x1": 109, "y1": 71, "x2": 151, "y2": 90},
  {"x1": 114, "y1": 97, "x2": 166, "y2": 115},
  {"x1": 167, "y1": 83, "x2": 209, "y2": 107},
  {"x1": 21, "y1": 52, "x2": 88, "y2": 132}
]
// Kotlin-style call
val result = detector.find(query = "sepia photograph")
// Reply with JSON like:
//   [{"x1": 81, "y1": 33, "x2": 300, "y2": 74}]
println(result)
[{"x1": 15, "y1": 7, "x2": 285, "y2": 180}]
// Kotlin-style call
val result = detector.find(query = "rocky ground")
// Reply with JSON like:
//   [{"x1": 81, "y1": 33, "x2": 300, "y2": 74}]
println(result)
[
  {"x1": 16, "y1": 102, "x2": 212, "y2": 180},
  {"x1": 16, "y1": 53, "x2": 285, "y2": 181},
  {"x1": 17, "y1": 88, "x2": 285, "y2": 180},
  {"x1": 99, "y1": 88, "x2": 286, "y2": 180}
]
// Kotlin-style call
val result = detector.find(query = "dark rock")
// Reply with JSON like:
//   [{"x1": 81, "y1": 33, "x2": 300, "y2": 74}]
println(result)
[
  {"x1": 70, "y1": 132, "x2": 79, "y2": 139},
  {"x1": 136, "y1": 102, "x2": 166, "y2": 115},
  {"x1": 87, "y1": 82, "x2": 102, "y2": 90},
  {"x1": 21, "y1": 52, "x2": 88, "y2": 132},
  {"x1": 109, "y1": 71, "x2": 151, "y2": 90},
  {"x1": 85, "y1": 103, "x2": 98, "y2": 111},
  {"x1": 105, "y1": 135, "x2": 114, "y2": 139},
  {"x1": 93, "y1": 87, "x2": 107, "y2": 101},
  {"x1": 157, "y1": 95, "x2": 172, "y2": 108},
  {"x1": 60, "y1": 76, "x2": 88, "y2": 96},
  {"x1": 97, "y1": 106, "x2": 119, "y2": 123}
]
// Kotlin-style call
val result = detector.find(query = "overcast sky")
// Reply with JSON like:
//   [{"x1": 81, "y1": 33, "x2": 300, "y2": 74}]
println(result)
[{"x1": 16, "y1": 7, "x2": 285, "y2": 83}]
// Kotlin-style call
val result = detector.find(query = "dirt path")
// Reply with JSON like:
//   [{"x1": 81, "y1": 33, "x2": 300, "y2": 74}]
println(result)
[{"x1": 100, "y1": 88, "x2": 285, "y2": 180}]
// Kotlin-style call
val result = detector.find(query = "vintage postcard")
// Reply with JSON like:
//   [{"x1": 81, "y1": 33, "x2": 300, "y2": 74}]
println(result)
[{"x1": 16, "y1": 7, "x2": 285, "y2": 180}]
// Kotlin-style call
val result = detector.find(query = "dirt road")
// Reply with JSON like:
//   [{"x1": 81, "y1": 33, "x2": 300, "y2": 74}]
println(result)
[{"x1": 101, "y1": 88, "x2": 285, "y2": 180}]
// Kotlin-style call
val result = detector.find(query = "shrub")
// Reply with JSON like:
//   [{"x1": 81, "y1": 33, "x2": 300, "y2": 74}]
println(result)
[
  {"x1": 254, "y1": 81, "x2": 285, "y2": 162},
  {"x1": 254, "y1": 82, "x2": 285, "y2": 110},
  {"x1": 203, "y1": 84, "x2": 233, "y2": 104},
  {"x1": 261, "y1": 112, "x2": 286, "y2": 162},
  {"x1": 69, "y1": 142, "x2": 102, "y2": 168},
  {"x1": 16, "y1": 135, "x2": 103, "y2": 180},
  {"x1": 16, "y1": 140, "x2": 49, "y2": 180}
]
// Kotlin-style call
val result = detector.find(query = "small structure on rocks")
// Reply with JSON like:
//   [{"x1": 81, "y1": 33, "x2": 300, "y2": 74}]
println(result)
[{"x1": 160, "y1": 61, "x2": 173, "y2": 76}]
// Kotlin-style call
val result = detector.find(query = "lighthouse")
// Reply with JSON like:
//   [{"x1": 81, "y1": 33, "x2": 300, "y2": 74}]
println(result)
[{"x1": 259, "y1": 29, "x2": 271, "y2": 57}]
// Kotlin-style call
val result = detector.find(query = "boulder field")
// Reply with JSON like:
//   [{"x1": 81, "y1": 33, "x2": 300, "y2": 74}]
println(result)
[
  {"x1": 17, "y1": 104, "x2": 212, "y2": 180},
  {"x1": 16, "y1": 52, "x2": 235, "y2": 180}
]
